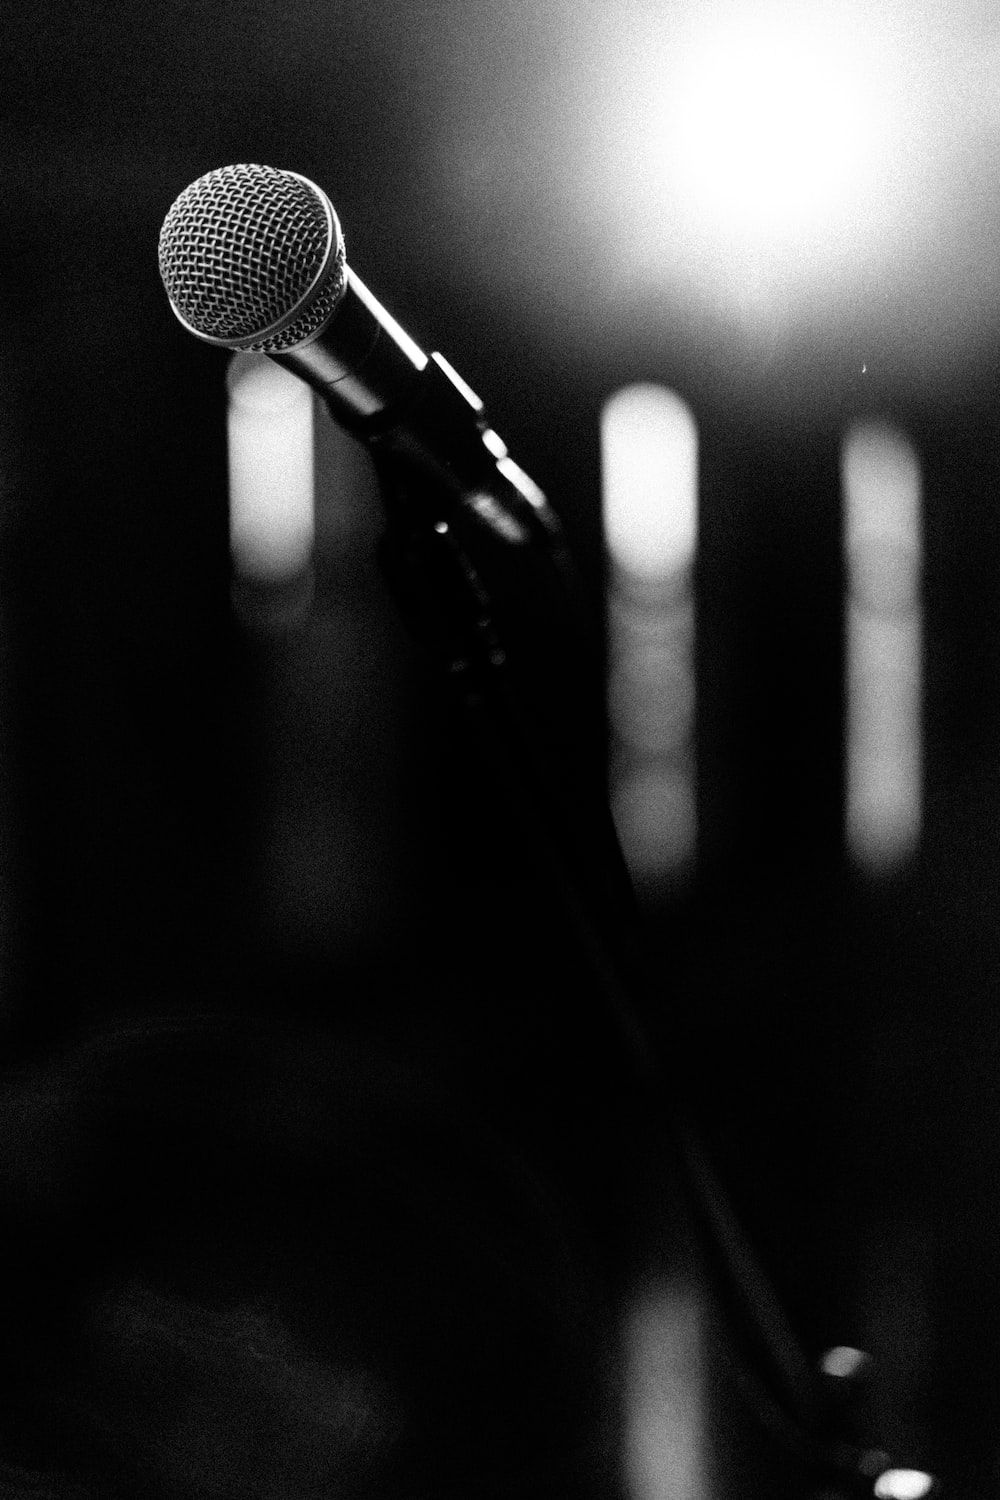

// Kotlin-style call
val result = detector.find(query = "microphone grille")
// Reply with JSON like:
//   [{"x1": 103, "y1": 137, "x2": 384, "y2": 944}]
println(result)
[{"x1": 157, "y1": 164, "x2": 347, "y2": 351}]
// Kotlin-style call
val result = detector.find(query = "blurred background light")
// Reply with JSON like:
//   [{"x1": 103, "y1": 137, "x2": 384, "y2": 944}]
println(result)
[
  {"x1": 842, "y1": 421, "x2": 923, "y2": 871},
  {"x1": 611, "y1": 768, "x2": 697, "y2": 885},
  {"x1": 584, "y1": 0, "x2": 902, "y2": 327},
  {"x1": 624, "y1": 1279, "x2": 706, "y2": 1500},
  {"x1": 819, "y1": 1344, "x2": 873, "y2": 1382},
  {"x1": 443, "y1": 0, "x2": 1000, "y2": 383},
  {"x1": 873, "y1": 1469, "x2": 937, "y2": 1500},
  {"x1": 663, "y1": 8, "x2": 879, "y2": 244},
  {"x1": 602, "y1": 385, "x2": 698, "y2": 884},
  {"x1": 602, "y1": 386, "x2": 698, "y2": 582},
  {"x1": 227, "y1": 354, "x2": 314, "y2": 586}
]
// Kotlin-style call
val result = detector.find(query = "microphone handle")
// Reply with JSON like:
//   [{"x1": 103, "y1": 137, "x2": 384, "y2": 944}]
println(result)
[{"x1": 272, "y1": 268, "x2": 429, "y2": 428}]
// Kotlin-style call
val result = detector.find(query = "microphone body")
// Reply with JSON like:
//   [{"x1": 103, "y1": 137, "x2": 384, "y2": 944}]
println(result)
[
  {"x1": 273, "y1": 264, "x2": 430, "y2": 426},
  {"x1": 159, "y1": 165, "x2": 554, "y2": 541}
]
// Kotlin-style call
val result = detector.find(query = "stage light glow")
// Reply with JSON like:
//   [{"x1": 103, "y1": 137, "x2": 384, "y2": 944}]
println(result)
[
  {"x1": 873, "y1": 1470, "x2": 936, "y2": 1500},
  {"x1": 602, "y1": 385, "x2": 699, "y2": 883},
  {"x1": 559, "y1": 0, "x2": 903, "y2": 327},
  {"x1": 819, "y1": 1345, "x2": 872, "y2": 1382},
  {"x1": 601, "y1": 385, "x2": 697, "y2": 583},
  {"x1": 664, "y1": 10, "x2": 875, "y2": 245},
  {"x1": 609, "y1": 642, "x2": 695, "y2": 757},
  {"x1": 612, "y1": 769, "x2": 697, "y2": 881},
  {"x1": 624, "y1": 1280, "x2": 706, "y2": 1500},
  {"x1": 226, "y1": 353, "x2": 314, "y2": 584},
  {"x1": 443, "y1": 0, "x2": 1000, "y2": 380},
  {"x1": 842, "y1": 422, "x2": 922, "y2": 872}
]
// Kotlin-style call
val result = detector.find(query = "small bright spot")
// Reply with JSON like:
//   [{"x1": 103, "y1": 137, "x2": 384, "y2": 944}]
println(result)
[
  {"x1": 873, "y1": 1469, "x2": 936, "y2": 1500},
  {"x1": 820, "y1": 1345, "x2": 871, "y2": 1381},
  {"x1": 666, "y1": 11, "x2": 876, "y2": 244}
]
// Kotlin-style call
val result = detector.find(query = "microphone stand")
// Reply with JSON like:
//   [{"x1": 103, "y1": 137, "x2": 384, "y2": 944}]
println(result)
[
  {"x1": 325, "y1": 352, "x2": 870, "y2": 1492},
  {"x1": 360, "y1": 354, "x2": 644, "y2": 1012}
]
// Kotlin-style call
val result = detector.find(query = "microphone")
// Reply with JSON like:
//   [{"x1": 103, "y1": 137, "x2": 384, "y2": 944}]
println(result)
[
  {"x1": 158, "y1": 165, "x2": 588, "y2": 672},
  {"x1": 157, "y1": 163, "x2": 552, "y2": 544},
  {"x1": 158, "y1": 164, "x2": 639, "y2": 960},
  {"x1": 157, "y1": 161, "x2": 607, "y2": 734}
]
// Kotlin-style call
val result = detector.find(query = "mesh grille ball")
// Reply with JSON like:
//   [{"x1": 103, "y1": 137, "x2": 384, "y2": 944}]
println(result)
[{"x1": 157, "y1": 164, "x2": 347, "y2": 351}]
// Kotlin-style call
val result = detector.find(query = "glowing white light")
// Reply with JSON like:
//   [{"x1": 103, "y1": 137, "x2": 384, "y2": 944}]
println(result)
[
  {"x1": 601, "y1": 385, "x2": 699, "y2": 881},
  {"x1": 226, "y1": 353, "x2": 314, "y2": 583},
  {"x1": 873, "y1": 1469, "x2": 936, "y2": 1500},
  {"x1": 444, "y1": 0, "x2": 1000, "y2": 374},
  {"x1": 609, "y1": 634, "x2": 695, "y2": 756},
  {"x1": 844, "y1": 424, "x2": 922, "y2": 567},
  {"x1": 665, "y1": 11, "x2": 875, "y2": 243},
  {"x1": 819, "y1": 1345, "x2": 871, "y2": 1381},
  {"x1": 601, "y1": 386, "x2": 698, "y2": 582},
  {"x1": 624, "y1": 1280, "x2": 706, "y2": 1500},
  {"x1": 612, "y1": 769, "x2": 697, "y2": 880},
  {"x1": 842, "y1": 422, "x2": 922, "y2": 871}
]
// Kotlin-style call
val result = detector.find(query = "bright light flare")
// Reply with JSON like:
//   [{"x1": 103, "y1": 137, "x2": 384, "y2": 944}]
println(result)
[
  {"x1": 443, "y1": 0, "x2": 1000, "y2": 374},
  {"x1": 666, "y1": 12, "x2": 876, "y2": 243}
]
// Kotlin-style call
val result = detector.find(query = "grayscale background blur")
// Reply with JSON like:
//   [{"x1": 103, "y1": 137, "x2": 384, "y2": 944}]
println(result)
[{"x1": 2, "y1": 2, "x2": 1000, "y2": 1496}]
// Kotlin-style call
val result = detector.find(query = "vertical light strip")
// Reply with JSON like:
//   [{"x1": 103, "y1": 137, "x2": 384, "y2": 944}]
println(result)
[
  {"x1": 624, "y1": 1281, "x2": 707, "y2": 1500},
  {"x1": 601, "y1": 385, "x2": 698, "y2": 885},
  {"x1": 226, "y1": 353, "x2": 314, "y2": 584},
  {"x1": 842, "y1": 421, "x2": 923, "y2": 872}
]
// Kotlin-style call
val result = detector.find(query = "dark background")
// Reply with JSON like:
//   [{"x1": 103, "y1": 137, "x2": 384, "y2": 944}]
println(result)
[{"x1": 2, "y1": 1, "x2": 1000, "y2": 1495}]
